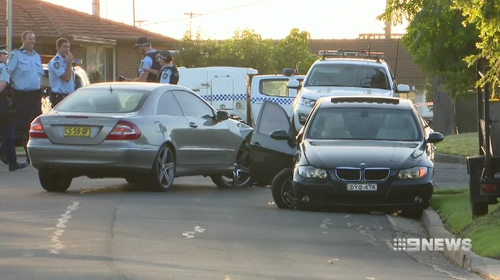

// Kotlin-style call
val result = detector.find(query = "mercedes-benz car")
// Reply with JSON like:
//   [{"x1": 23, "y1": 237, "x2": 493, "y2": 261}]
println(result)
[
  {"x1": 287, "y1": 50, "x2": 411, "y2": 133},
  {"x1": 27, "y1": 82, "x2": 254, "y2": 192},
  {"x1": 248, "y1": 96, "x2": 444, "y2": 219}
]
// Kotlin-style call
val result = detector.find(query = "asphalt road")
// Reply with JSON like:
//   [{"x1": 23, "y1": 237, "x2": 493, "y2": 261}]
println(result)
[{"x1": 0, "y1": 162, "x2": 480, "y2": 280}]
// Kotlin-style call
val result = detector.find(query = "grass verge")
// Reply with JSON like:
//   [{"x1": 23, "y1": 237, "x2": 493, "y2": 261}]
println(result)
[
  {"x1": 431, "y1": 187, "x2": 500, "y2": 259},
  {"x1": 434, "y1": 132, "x2": 479, "y2": 157}
]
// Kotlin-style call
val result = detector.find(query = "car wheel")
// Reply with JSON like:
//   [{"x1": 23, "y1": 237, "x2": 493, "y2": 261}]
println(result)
[
  {"x1": 211, "y1": 143, "x2": 252, "y2": 188},
  {"x1": 271, "y1": 167, "x2": 295, "y2": 209},
  {"x1": 38, "y1": 170, "x2": 72, "y2": 192},
  {"x1": 149, "y1": 145, "x2": 176, "y2": 192}
]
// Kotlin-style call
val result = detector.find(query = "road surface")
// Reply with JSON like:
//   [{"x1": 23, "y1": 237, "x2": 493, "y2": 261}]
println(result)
[{"x1": 0, "y1": 163, "x2": 479, "y2": 280}]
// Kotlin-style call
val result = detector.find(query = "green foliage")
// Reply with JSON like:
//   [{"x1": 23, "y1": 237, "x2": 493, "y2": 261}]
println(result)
[
  {"x1": 378, "y1": 0, "x2": 500, "y2": 98},
  {"x1": 454, "y1": 0, "x2": 500, "y2": 98},
  {"x1": 173, "y1": 28, "x2": 319, "y2": 75},
  {"x1": 378, "y1": 0, "x2": 480, "y2": 97}
]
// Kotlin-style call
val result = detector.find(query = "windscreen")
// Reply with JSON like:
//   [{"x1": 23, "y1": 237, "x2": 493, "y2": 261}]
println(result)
[
  {"x1": 304, "y1": 64, "x2": 390, "y2": 89},
  {"x1": 56, "y1": 88, "x2": 149, "y2": 113},
  {"x1": 306, "y1": 107, "x2": 421, "y2": 141}
]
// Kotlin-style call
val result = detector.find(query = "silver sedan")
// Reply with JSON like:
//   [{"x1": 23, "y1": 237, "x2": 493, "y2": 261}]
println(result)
[{"x1": 27, "y1": 82, "x2": 254, "y2": 192}]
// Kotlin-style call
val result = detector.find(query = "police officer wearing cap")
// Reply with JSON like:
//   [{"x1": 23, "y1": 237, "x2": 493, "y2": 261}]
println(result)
[
  {"x1": 48, "y1": 38, "x2": 75, "y2": 107},
  {"x1": 156, "y1": 50, "x2": 179, "y2": 84},
  {"x1": 122, "y1": 37, "x2": 161, "y2": 82},
  {"x1": 7, "y1": 30, "x2": 44, "y2": 164},
  {"x1": 0, "y1": 45, "x2": 29, "y2": 171}
]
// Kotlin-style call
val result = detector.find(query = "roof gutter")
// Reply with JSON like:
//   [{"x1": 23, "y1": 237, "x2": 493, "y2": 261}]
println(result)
[{"x1": 72, "y1": 35, "x2": 116, "y2": 46}]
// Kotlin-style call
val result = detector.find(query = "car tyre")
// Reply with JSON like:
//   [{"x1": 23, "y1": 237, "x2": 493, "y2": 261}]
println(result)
[
  {"x1": 271, "y1": 167, "x2": 295, "y2": 209},
  {"x1": 38, "y1": 170, "x2": 72, "y2": 192},
  {"x1": 211, "y1": 143, "x2": 252, "y2": 188},
  {"x1": 149, "y1": 145, "x2": 176, "y2": 192}
]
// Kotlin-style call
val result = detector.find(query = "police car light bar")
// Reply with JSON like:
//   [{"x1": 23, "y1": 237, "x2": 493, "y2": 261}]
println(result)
[
  {"x1": 330, "y1": 96, "x2": 399, "y2": 104},
  {"x1": 318, "y1": 49, "x2": 384, "y2": 60}
]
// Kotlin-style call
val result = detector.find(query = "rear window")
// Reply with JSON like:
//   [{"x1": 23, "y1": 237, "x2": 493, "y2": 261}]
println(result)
[
  {"x1": 304, "y1": 64, "x2": 390, "y2": 90},
  {"x1": 56, "y1": 88, "x2": 150, "y2": 113}
]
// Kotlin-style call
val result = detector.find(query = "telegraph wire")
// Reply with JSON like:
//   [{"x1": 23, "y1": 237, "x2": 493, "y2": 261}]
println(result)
[{"x1": 141, "y1": 0, "x2": 270, "y2": 26}]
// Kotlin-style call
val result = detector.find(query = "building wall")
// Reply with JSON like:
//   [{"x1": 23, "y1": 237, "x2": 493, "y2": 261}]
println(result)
[{"x1": 116, "y1": 43, "x2": 143, "y2": 79}]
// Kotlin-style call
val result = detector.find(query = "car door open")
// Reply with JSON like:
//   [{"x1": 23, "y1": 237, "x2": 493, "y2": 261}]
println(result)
[{"x1": 249, "y1": 101, "x2": 296, "y2": 186}]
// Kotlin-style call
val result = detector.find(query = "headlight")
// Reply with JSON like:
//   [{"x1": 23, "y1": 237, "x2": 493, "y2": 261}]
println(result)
[
  {"x1": 398, "y1": 167, "x2": 428, "y2": 179},
  {"x1": 299, "y1": 97, "x2": 316, "y2": 107},
  {"x1": 298, "y1": 166, "x2": 328, "y2": 179}
]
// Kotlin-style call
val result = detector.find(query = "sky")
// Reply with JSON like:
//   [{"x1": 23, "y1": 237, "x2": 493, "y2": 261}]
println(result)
[{"x1": 43, "y1": 0, "x2": 409, "y2": 40}]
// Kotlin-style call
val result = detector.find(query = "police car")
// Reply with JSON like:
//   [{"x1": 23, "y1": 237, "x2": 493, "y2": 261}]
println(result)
[{"x1": 288, "y1": 50, "x2": 411, "y2": 133}]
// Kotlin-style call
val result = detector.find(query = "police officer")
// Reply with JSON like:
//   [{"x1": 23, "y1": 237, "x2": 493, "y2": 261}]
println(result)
[
  {"x1": 7, "y1": 30, "x2": 44, "y2": 164},
  {"x1": 0, "y1": 46, "x2": 28, "y2": 171},
  {"x1": 122, "y1": 37, "x2": 161, "y2": 82},
  {"x1": 48, "y1": 38, "x2": 75, "y2": 107},
  {"x1": 156, "y1": 50, "x2": 179, "y2": 84}
]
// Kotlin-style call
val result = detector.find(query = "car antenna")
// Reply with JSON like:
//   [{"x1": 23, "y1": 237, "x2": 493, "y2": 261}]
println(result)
[{"x1": 109, "y1": 85, "x2": 113, "y2": 94}]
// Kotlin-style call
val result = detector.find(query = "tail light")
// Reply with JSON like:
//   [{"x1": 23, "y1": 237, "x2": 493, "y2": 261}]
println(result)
[
  {"x1": 29, "y1": 117, "x2": 48, "y2": 138},
  {"x1": 105, "y1": 120, "x2": 142, "y2": 140},
  {"x1": 481, "y1": 184, "x2": 497, "y2": 192}
]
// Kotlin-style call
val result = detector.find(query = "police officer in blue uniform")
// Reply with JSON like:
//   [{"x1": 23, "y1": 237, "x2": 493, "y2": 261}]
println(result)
[
  {"x1": 7, "y1": 30, "x2": 44, "y2": 164},
  {"x1": 156, "y1": 50, "x2": 179, "y2": 84},
  {"x1": 122, "y1": 37, "x2": 161, "y2": 82},
  {"x1": 0, "y1": 45, "x2": 29, "y2": 171},
  {"x1": 48, "y1": 38, "x2": 75, "y2": 107}
]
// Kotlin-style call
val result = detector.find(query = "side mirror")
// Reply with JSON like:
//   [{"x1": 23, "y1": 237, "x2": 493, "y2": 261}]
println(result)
[
  {"x1": 426, "y1": 132, "x2": 444, "y2": 144},
  {"x1": 397, "y1": 84, "x2": 410, "y2": 93},
  {"x1": 287, "y1": 80, "x2": 300, "y2": 89},
  {"x1": 216, "y1": 110, "x2": 230, "y2": 121},
  {"x1": 270, "y1": 129, "x2": 290, "y2": 140}
]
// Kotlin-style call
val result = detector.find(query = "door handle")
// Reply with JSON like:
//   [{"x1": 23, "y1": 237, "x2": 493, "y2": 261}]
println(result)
[
  {"x1": 189, "y1": 122, "x2": 198, "y2": 128},
  {"x1": 252, "y1": 142, "x2": 261, "y2": 147}
]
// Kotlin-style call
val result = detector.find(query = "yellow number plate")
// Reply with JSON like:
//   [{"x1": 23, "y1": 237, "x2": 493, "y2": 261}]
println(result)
[{"x1": 64, "y1": 126, "x2": 91, "y2": 137}]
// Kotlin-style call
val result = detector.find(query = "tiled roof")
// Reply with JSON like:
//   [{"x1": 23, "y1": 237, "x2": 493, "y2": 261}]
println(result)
[
  {"x1": 309, "y1": 38, "x2": 428, "y2": 86},
  {"x1": 0, "y1": 0, "x2": 177, "y2": 44}
]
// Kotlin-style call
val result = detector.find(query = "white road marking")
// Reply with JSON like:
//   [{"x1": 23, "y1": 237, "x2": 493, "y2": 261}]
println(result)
[
  {"x1": 48, "y1": 201, "x2": 80, "y2": 254},
  {"x1": 320, "y1": 218, "x2": 333, "y2": 229},
  {"x1": 182, "y1": 226, "x2": 206, "y2": 239}
]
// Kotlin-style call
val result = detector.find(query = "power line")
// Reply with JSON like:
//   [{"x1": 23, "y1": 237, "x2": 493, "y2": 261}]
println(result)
[
  {"x1": 184, "y1": 11, "x2": 203, "y2": 39},
  {"x1": 141, "y1": 0, "x2": 270, "y2": 26}
]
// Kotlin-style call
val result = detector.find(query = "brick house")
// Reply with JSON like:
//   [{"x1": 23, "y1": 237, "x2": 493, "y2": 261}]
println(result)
[{"x1": 0, "y1": 0, "x2": 178, "y2": 82}]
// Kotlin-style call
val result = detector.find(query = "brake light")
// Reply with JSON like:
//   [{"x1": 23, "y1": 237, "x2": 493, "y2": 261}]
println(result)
[
  {"x1": 481, "y1": 184, "x2": 497, "y2": 192},
  {"x1": 29, "y1": 117, "x2": 47, "y2": 138},
  {"x1": 105, "y1": 120, "x2": 142, "y2": 140}
]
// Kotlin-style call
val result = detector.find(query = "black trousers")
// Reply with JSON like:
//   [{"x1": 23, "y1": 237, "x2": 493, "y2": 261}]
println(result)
[{"x1": 50, "y1": 92, "x2": 68, "y2": 108}]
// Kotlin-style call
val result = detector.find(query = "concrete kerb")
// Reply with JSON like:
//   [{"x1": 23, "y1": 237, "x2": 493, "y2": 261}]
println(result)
[
  {"x1": 434, "y1": 153, "x2": 467, "y2": 165},
  {"x1": 421, "y1": 208, "x2": 500, "y2": 280}
]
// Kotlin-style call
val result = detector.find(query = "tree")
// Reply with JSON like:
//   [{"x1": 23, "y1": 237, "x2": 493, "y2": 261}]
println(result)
[
  {"x1": 454, "y1": 0, "x2": 500, "y2": 98},
  {"x1": 378, "y1": 0, "x2": 480, "y2": 97},
  {"x1": 274, "y1": 28, "x2": 318, "y2": 74},
  {"x1": 174, "y1": 28, "x2": 318, "y2": 75}
]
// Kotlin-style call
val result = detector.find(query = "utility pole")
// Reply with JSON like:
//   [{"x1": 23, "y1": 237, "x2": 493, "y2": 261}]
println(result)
[
  {"x1": 136, "y1": 20, "x2": 148, "y2": 28},
  {"x1": 6, "y1": 0, "x2": 12, "y2": 52},
  {"x1": 184, "y1": 11, "x2": 202, "y2": 39},
  {"x1": 132, "y1": 0, "x2": 136, "y2": 26}
]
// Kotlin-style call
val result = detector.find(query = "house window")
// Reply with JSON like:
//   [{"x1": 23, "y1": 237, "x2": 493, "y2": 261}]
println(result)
[{"x1": 85, "y1": 46, "x2": 115, "y2": 83}]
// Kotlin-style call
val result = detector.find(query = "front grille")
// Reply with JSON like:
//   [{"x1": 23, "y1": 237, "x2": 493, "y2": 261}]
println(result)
[
  {"x1": 364, "y1": 169, "x2": 390, "y2": 181},
  {"x1": 335, "y1": 168, "x2": 361, "y2": 181}
]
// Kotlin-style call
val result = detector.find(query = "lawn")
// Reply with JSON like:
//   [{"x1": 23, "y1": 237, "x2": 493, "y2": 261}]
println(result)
[
  {"x1": 434, "y1": 132, "x2": 479, "y2": 157},
  {"x1": 431, "y1": 188, "x2": 500, "y2": 259}
]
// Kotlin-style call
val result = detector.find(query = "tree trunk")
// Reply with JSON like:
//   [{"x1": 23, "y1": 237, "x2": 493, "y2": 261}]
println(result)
[{"x1": 432, "y1": 76, "x2": 456, "y2": 135}]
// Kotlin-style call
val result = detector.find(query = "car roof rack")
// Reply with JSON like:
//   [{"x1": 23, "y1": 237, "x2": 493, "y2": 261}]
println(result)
[
  {"x1": 318, "y1": 49, "x2": 384, "y2": 61},
  {"x1": 330, "y1": 96, "x2": 400, "y2": 105}
]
